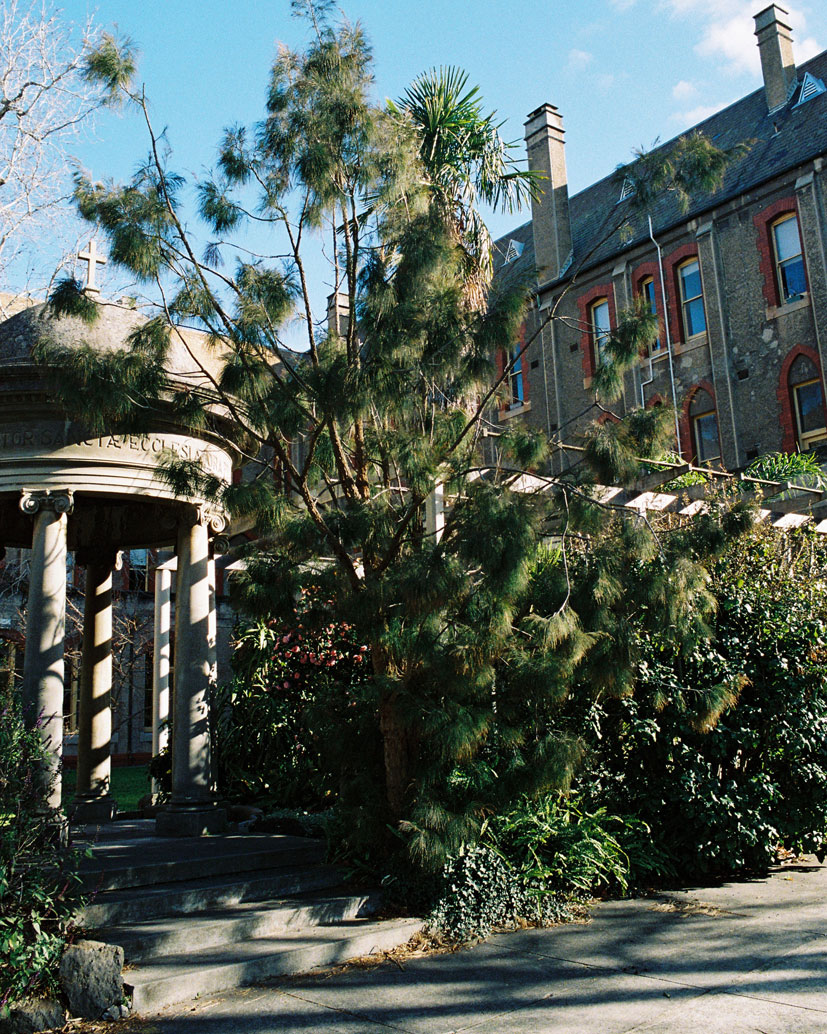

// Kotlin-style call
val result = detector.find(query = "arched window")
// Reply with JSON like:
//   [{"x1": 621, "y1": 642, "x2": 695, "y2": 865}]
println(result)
[
  {"x1": 677, "y1": 259, "x2": 706, "y2": 339},
  {"x1": 590, "y1": 298, "x2": 611, "y2": 366},
  {"x1": 771, "y1": 214, "x2": 806, "y2": 303},
  {"x1": 689, "y1": 389, "x2": 720, "y2": 464},
  {"x1": 789, "y1": 353, "x2": 826, "y2": 450},
  {"x1": 639, "y1": 276, "x2": 662, "y2": 352}
]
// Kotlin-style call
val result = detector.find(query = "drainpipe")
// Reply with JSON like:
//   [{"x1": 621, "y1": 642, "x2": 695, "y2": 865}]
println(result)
[{"x1": 649, "y1": 215, "x2": 683, "y2": 458}]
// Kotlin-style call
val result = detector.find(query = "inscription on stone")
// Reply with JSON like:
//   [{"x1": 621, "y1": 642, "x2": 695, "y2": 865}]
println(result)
[{"x1": 0, "y1": 427, "x2": 232, "y2": 481}]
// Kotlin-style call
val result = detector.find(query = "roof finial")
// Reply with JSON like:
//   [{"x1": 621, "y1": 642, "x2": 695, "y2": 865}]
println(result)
[{"x1": 78, "y1": 240, "x2": 107, "y2": 294}]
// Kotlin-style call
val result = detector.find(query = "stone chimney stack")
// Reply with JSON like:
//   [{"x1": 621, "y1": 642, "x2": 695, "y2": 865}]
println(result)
[
  {"x1": 326, "y1": 291, "x2": 350, "y2": 339},
  {"x1": 524, "y1": 104, "x2": 572, "y2": 284},
  {"x1": 754, "y1": 5, "x2": 797, "y2": 112}
]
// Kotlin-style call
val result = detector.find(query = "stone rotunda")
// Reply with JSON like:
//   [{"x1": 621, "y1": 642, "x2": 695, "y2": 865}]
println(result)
[{"x1": 0, "y1": 299, "x2": 240, "y2": 835}]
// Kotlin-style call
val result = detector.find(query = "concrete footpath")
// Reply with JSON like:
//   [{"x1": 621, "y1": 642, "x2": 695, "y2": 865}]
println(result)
[{"x1": 114, "y1": 858, "x2": 827, "y2": 1034}]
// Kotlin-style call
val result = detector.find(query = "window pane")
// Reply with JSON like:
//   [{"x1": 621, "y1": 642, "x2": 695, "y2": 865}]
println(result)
[
  {"x1": 795, "y1": 381, "x2": 825, "y2": 434},
  {"x1": 773, "y1": 216, "x2": 801, "y2": 262},
  {"x1": 694, "y1": 412, "x2": 720, "y2": 463},
  {"x1": 592, "y1": 300, "x2": 610, "y2": 336},
  {"x1": 509, "y1": 346, "x2": 524, "y2": 406},
  {"x1": 642, "y1": 279, "x2": 661, "y2": 351},
  {"x1": 780, "y1": 257, "x2": 806, "y2": 299},
  {"x1": 680, "y1": 261, "x2": 702, "y2": 300},
  {"x1": 684, "y1": 296, "x2": 706, "y2": 337},
  {"x1": 789, "y1": 354, "x2": 818, "y2": 385},
  {"x1": 592, "y1": 300, "x2": 610, "y2": 364}
]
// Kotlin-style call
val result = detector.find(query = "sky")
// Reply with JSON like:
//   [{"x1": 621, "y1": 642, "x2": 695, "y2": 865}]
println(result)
[{"x1": 20, "y1": 0, "x2": 827, "y2": 323}]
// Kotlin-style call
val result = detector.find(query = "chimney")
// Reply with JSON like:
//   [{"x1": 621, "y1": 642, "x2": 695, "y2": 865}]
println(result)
[
  {"x1": 754, "y1": 5, "x2": 797, "y2": 112},
  {"x1": 524, "y1": 104, "x2": 572, "y2": 284},
  {"x1": 326, "y1": 291, "x2": 350, "y2": 339}
]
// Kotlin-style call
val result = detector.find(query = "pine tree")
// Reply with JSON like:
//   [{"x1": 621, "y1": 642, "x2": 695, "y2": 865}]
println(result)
[{"x1": 38, "y1": 5, "x2": 753, "y2": 866}]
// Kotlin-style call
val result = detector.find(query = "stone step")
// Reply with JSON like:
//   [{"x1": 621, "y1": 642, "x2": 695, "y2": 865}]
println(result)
[
  {"x1": 79, "y1": 833, "x2": 325, "y2": 893},
  {"x1": 80, "y1": 864, "x2": 344, "y2": 928},
  {"x1": 124, "y1": 917, "x2": 423, "y2": 1014},
  {"x1": 99, "y1": 890, "x2": 382, "y2": 961}
]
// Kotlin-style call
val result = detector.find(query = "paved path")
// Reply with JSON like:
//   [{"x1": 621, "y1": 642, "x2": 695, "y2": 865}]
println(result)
[{"x1": 119, "y1": 858, "x2": 827, "y2": 1034}]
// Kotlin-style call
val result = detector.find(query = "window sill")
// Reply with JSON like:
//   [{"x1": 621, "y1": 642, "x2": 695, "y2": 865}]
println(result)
[
  {"x1": 766, "y1": 294, "x2": 810, "y2": 320},
  {"x1": 675, "y1": 333, "x2": 708, "y2": 354},
  {"x1": 499, "y1": 401, "x2": 532, "y2": 421}
]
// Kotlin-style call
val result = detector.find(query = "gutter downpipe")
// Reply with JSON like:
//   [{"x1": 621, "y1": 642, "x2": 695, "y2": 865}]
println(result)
[{"x1": 649, "y1": 214, "x2": 683, "y2": 458}]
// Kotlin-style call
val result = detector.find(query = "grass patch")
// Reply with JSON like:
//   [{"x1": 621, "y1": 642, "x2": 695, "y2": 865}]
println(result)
[{"x1": 61, "y1": 764, "x2": 150, "y2": 813}]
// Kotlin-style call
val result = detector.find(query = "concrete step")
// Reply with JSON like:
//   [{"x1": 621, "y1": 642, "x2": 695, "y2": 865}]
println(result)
[
  {"x1": 99, "y1": 890, "x2": 382, "y2": 961},
  {"x1": 124, "y1": 917, "x2": 423, "y2": 1014},
  {"x1": 80, "y1": 833, "x2": 325, "y2": 893},
  {"x1": 80, "y1": 864, "x2": 344, "y2": 927}
]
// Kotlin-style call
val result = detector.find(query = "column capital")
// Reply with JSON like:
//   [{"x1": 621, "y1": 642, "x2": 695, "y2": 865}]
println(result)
[
  {"x1": 182, "y1": 504, "x2": 227, "y2": 534},
  {"x1": 19, "y1": 489, "x2": 74, "y2": 516}
]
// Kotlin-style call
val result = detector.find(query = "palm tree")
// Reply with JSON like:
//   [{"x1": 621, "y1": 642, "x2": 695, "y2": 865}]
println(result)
[{"x1": 389, "y1": 67, "x2": 540, "y2": 299}]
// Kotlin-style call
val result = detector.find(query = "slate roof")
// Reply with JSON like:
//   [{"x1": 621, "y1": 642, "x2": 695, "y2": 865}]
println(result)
[{"x1": 495, "y1": 48, "x2": 827, "y2": 292}]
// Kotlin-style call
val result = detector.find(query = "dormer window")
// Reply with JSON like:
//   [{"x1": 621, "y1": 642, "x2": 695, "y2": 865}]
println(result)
[
  {"x1": 617, "y1": 176, "x2": 635, "y2": 203},
  {"x1": 503, "y1": 239, "x2": 524, "y2": 264},
  {"x1": 793, "y1": 72, "x2": 826, "y2": 108}
]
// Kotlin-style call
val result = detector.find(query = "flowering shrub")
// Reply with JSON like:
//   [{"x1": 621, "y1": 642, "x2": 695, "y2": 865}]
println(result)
[{"x1": 213, "y1": 593, "x2": 380, "y2": 809}]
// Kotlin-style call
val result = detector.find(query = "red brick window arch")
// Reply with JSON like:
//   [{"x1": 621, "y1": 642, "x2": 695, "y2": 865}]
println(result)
[
  {"x1": 754, "y1": 197, "x2": 809, "y2": 308},
  {"x1": 679, "y1": 381, "x2": 720, "y2": 464},
  {"x1": 577, "y1": 284, "x2": 616, "y2": 381},
  {"x1": 778, "y1": 345, "x2": 827, "y2": 452}
]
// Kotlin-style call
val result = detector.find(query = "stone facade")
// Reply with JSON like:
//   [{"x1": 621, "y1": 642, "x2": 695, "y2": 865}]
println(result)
[{"x1": 493, "y1": 5, "x2": 827, "y2": 474}]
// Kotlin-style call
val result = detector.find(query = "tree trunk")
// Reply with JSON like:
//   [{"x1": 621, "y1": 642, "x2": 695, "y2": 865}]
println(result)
[
  {"x1": 373, "y1": 645, "x2": 417, "y2": 819},
  {"x1": 379, "y1": 694, "x2": 413, "y2": 818}
]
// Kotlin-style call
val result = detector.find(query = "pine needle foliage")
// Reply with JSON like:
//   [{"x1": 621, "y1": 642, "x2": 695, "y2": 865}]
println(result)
[{"x1": 38, "y1": 5, "x2": 756, "y2": 868}]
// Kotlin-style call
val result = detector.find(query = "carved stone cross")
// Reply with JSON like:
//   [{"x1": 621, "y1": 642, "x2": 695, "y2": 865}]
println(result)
[{"x1": 78, "y1": 240, "x2": 107, "y2": 294}]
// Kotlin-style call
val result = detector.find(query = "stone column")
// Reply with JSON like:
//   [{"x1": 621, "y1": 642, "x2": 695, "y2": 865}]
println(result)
[
  {"x1": 151, "y1": 561, "x2": 173, "y2": 796},
  {"x1": 20, "y1": 489, "x2": 73, "y2": 814},
  {"x1": 156, "y1": 509, "x2": 226, "y2": 836},
  {"x1": 72, "y1": 556, "x2": 116, "y2": 823}
]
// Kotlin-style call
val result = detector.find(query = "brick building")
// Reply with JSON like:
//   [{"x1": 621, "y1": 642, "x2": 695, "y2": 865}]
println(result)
[{"x1": 493, "y1": 5, "x2": 827, "y2": 473}]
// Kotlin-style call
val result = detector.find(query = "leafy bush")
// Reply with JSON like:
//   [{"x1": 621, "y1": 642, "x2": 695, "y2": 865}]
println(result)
[
  {"x1": 0, "y1": 700, "x2": 84, "y2": 1009},
  {"x1": 423, "y1": 794, "x2": 664, "y2": 943},
  {"x1": 578, "y1": 528, "x2": 827, "y2": 876},
  {"x1": 486, "y1": 794, "x2": 674, "y2": 895},
  {"x1": 425, "y1": 844, "x2": 577, "y2": 943},
  {"x1": 213, "y1": 595, "x2": 379, "y2": 809}
]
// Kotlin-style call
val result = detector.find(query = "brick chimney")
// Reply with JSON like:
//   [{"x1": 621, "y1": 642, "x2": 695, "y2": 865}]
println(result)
[
  {"x1": 754, "y1": 5, "x2": 797, "y2": 112},
  {"x1": 524, "y1": 104, "x2": 572, "y2": 284},
  {"x1": 326, "y1": 291, "x2": 350, "y2": 338}
]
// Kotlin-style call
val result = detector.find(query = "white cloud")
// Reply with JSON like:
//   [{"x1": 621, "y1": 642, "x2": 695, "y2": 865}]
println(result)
[
  {"x1": 672, "y1": 79, "x2": 698, "y2": 101},
  {"x1": 566, "y1": 48, "x2": 594, "y2": 72},
  {"x1": 608, "y1": 0, "x2": 637, "y2": 9},
  {"x1": 657, "y1": 1, "x2": 822, "y2": 78},
  {"x1": 798, "y1": 36, "x2": 821, "y2": 62},
  {"x1": 695, "y1": 11, "x2": 759, "y2": 76}
]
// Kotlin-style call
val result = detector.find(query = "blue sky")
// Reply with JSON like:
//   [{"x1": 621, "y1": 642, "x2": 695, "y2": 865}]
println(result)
[{"x1": 27, "y1": 0, "x2": 827, "y2": 319}]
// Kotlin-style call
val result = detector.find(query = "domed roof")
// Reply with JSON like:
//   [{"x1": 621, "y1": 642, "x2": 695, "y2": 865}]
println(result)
[{"x1": 0, "y1": 299, "x2": 226, "y2": 389}]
